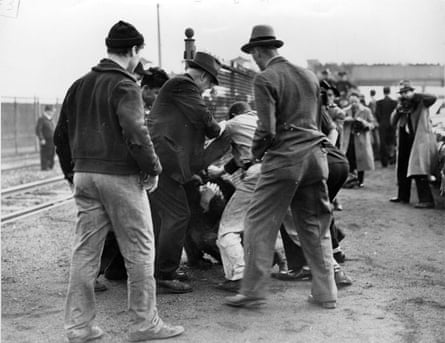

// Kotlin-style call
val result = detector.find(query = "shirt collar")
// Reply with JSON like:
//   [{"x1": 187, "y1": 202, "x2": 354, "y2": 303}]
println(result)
[{"x1": 265, "y1": 55, "x2": 282, "y2": 68}]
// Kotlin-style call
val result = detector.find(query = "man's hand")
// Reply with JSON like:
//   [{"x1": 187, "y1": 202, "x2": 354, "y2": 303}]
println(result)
[
  {"x1": 207, "y1": 165, "x2": 225, "y2": 178},
  {"x1": 140, "y1": 173, "x2": 159, "y2": 193}
]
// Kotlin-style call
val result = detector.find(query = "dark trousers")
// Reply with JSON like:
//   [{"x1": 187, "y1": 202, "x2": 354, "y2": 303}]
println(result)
[
  {"x1": 397, "y1": 128, "x2": 434, "y2": 203},
  {"x1": 282, "y1": 148, "x2": 348, "y2": 271},
  {"x1": 379, "y1": 126, "x2": 396, "y2": 167},
  {"x1": 40, "y1": 143, "x2": 55, "y2": 170},
  {"x1": 151, "y1": 174, "x2": 191, "y2": 279},
  {"x1": 346, "y1": 136, "x2": 364, "y2": 184}
]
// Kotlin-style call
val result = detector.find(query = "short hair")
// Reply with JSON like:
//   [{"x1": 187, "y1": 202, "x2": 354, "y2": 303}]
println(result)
[
  {"x1": 370, "y1": 89, "x2": 376, "y2": 96},
  {"x1": 141, "y1": 67, "x2": 169, "y2": 89},
  {"x1": 383, "y1": 86, "x2": 390, "y2": 95},
  {"x1": 107, "y1": 44, "x2": 144, "y2": 56},
  {"x1": 44, "y1": 104, "x2": 55, "y2": 112},
  {"x1": 228, "y1": 102, "x2": 251, "y2": 119}
]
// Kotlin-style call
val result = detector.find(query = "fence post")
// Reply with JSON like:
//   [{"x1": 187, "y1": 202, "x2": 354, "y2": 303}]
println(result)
[
  {"x1": 34, "y1": 97, "x2": 38, "y2": 152},
  {"x1": 14, "y1": 97, "x2": 18, "y2": 155}
]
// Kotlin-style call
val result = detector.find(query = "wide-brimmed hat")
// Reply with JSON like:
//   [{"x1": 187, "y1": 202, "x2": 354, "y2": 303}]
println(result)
[
  {"x1": 398, "y1": 80, "x2": 415, "y2": 93},
  {"x1": 241, "y1": 25, "x2": 283, "y2": 54},
  {"x1": 186, "y1": 51, "x2": 221, "y2": 85}
]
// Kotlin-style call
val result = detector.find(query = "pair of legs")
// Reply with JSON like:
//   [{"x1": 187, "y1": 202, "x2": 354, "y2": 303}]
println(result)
[
  {"x1": 395, "y1": 128, "x2": 434, "y2": 204},
  {"x1": 379, "y1": 126, "x2": 396, "y2": 167},
  {"x1": 65, "y1": 173, "x2": 165, "y2": 341},
  {"x1": 346, "y1": 135, "x2": 365, "y2": 185},
  {"x1": 237, "y1": 145, "x2": 336, "y2": 303},
  {"x1": 40, "y1": 143, "x2": 55, "y2": 170}
]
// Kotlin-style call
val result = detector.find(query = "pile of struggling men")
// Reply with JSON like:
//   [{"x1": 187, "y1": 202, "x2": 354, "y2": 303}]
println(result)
[{"x1": 54, "y1": 21, "x2": 440, "y2": 343}]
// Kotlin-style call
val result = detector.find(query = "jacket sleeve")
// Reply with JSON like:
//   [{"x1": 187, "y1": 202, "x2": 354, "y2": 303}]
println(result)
[
  {"x1": 251, "y1": 74, "x2": 276, "y2": 161},
  {"x1": 112, "y1": 80, "x2": 162, "y2": 176},
  {"x1": 54, "y1": 84, "x2": 76, "y2": 184},
  {"x1": 171, "y1": 79, "x2": 221, "y2": 139},
  {"x1": 374, "y1": 101, "x2": 382, "y2": 124},
  {"x1": 35, "y1": 118, "x2": 44, "y2": 140},
  {"x1": 421, "y1": 93, "x2": 437, "y2": 108}
]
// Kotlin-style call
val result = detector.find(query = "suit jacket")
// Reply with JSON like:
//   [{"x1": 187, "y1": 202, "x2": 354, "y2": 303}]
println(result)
[
  {"x1": 375, "y1": 96, "x2": 397, "y2": 129},
  {"x1": 251, "y1": 56, "x2": 326, "y2": 173},
  {"x1": 341, "y1": 104, "x2": 375, "y2": 171},
  {"x1": 148, "y1": 74, "x2": 221, "y2": 184}
]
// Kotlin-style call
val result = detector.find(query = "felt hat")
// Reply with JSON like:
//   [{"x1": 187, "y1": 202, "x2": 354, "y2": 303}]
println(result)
[
  {"x1": 106, "y1": 20, "x2": 144, "y2": 49},
  {"x1": 320, "y1": 80, "x2": 340, "y2": 97},
  {"x1": 241, "y1": 25, "x2": 283, "y2": 53},
  {"x1": 398, "y1": 80, "x2": 415, "y2": 93},
  {"x1": 186, "y1": 51, "x2": 221, "y2": 85}
]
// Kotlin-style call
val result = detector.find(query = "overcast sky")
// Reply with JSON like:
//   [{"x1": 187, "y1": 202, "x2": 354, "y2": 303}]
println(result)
[{"x1": 1, "y1": 0, "x2": 444, "y2": 99}]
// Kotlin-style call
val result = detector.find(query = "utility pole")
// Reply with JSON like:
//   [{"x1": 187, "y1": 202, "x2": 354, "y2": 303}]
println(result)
[{"x1": 157, "y1": 3, "x2": 162, "y2": 67}]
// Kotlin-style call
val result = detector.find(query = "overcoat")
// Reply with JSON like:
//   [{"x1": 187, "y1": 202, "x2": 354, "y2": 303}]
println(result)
[
  {"x1": 390, "y1": 93, "x2": 437, "y2": 177},
  {"x1": 341, "y1": 104, "x2": 375, "y2": 171}
]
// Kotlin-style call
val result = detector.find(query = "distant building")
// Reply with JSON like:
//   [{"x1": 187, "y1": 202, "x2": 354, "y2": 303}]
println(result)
[{"x1": 307, "y1": 60, "x2": 445, "y2": 88}]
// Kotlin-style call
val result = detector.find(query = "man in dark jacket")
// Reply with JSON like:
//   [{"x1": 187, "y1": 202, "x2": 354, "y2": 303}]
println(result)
[
  {"x1": 35, "y1": 104, "x2": 56, "y2": 170},
  {"x1": 148, "y1": 52, "x2": 230, "y2": 293},
  {"x1": 54, "y1": 21, "x2": 183, "y2": 342},
  {"x1": 225, "y1": 25, "x2": 336, "y2": 309},
  {"x1": 375, "y1": 86, "x2": 397, "y2": 167}
]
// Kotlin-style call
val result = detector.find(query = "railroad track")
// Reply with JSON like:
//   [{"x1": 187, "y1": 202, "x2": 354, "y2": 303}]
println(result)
[{"x1": 1, "y1": 176, "x2": 73, "y2": 225}]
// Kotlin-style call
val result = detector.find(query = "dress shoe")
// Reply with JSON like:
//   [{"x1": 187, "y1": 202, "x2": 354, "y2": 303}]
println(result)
[
  {"x1": 68, "y1": 326, "x2": 104, "y2": 343},
  {"x1": 271, "y1": 268, "x2": 312, "y2": 281},
  {"x1": 334, "y1": 269, "x2": 352, "y2": 288},
  {"x1": 156, "y1": 279, "x2": 193, "y2": 294},
  {"x1": 389, "y1": 197, "x2": 408, "y2": 204},
  {"x1": 174, "y1": 269, "x2": 190, "y2": 282},
  {"x1": 225, "y1": 294, "x2": 266, "y2": 308},
  {"x1": 128, "y1": 323, "x2": 184, "y2": 342},
  {"x1": 94, "y1": 279, "x2": 108, "y2": 292},
  {"x1": 414, "y1": 202, "x2": 434, "y2": 209},
  {"x1": 307, "y1": 294, "x2": 336, "y2": 309},
  {"x1": 215, "y1": 279, "x2": 241, "y2": 293}
]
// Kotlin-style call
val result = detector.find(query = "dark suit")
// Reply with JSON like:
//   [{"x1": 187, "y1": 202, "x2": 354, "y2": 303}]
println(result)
[
  {"x1": 240, "y1": 56, "x2": 336, "y2": 302},
  {"x1": 148, "y1": 74, "x2": 230, "y2": 279},
  {"x1": 35, "y1": 115, "x2": 55, "y2": 170},
  {"x1": 375, "y1": 96, "x2": 397, "y2": 166}
]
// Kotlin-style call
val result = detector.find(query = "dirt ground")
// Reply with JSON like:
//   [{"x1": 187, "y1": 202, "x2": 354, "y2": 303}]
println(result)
[{"x1": 1, "y1": 165, "x2": 445, "y2": 343}]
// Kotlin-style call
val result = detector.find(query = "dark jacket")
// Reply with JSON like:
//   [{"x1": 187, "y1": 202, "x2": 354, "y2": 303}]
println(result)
[
  {"x1": 54, "y1": 59, "x2": 161, "y2": 182},
  {"x1": 36, "y1": 116, "x2": 55, "y2": 145},
  {"x1": 375, "y1": 96, "x2": 397, "y2": 129},
  {"x1": 252, "y1": 56, "x2": 327, "y2": 171},
  {"x1": 148, "y1": 74, "x2": 221, "y2": 184}
]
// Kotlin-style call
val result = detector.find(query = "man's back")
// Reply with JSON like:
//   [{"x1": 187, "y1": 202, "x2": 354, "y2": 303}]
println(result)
[
  {"x1": 55, "y1": 58, "x2": 160, "y2": 178},
  {"x1": 253, "y1": 57, "x2": 325, "y2": 169},
  {"x1": 375, "y1": 96, "x2": 397, "y2": 128}
]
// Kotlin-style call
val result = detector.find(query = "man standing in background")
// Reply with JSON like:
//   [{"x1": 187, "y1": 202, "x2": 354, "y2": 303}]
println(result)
[
  {"x1": 35, "y1": 104, "x2": 56, "y2": 170},
  {"x1": 375, "y1": 86, "x2": 397, "y2": 167}
]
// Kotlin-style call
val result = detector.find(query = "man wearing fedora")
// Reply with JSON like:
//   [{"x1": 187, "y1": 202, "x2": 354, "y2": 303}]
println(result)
[
  {"x1": 148, "y1": 51, "x2": 231, "y2": 293},
  {"x1": 390, "y1": 80, "x2": 437, "y2": 208},
  {"x1": 225, "y1": 25, "x2": 337, "y2": 309},
  {"x1": 54, "y1": 21, "x2": 184, "y2": 342}
]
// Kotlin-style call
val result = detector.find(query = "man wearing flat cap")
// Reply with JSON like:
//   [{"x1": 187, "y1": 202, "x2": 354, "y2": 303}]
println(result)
[
  {"x1": 389, "y1": 80, "x2": 437, "y2": 208},
  {"x1": 225, "y1": 25, "x2": 337, "y2": 309},
  {"x1": 148, "y1": 51, "x2": 231, "y2": 293},
  {"x1": 54, "y1": 20, "x2": 183, "y2": 342}
]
